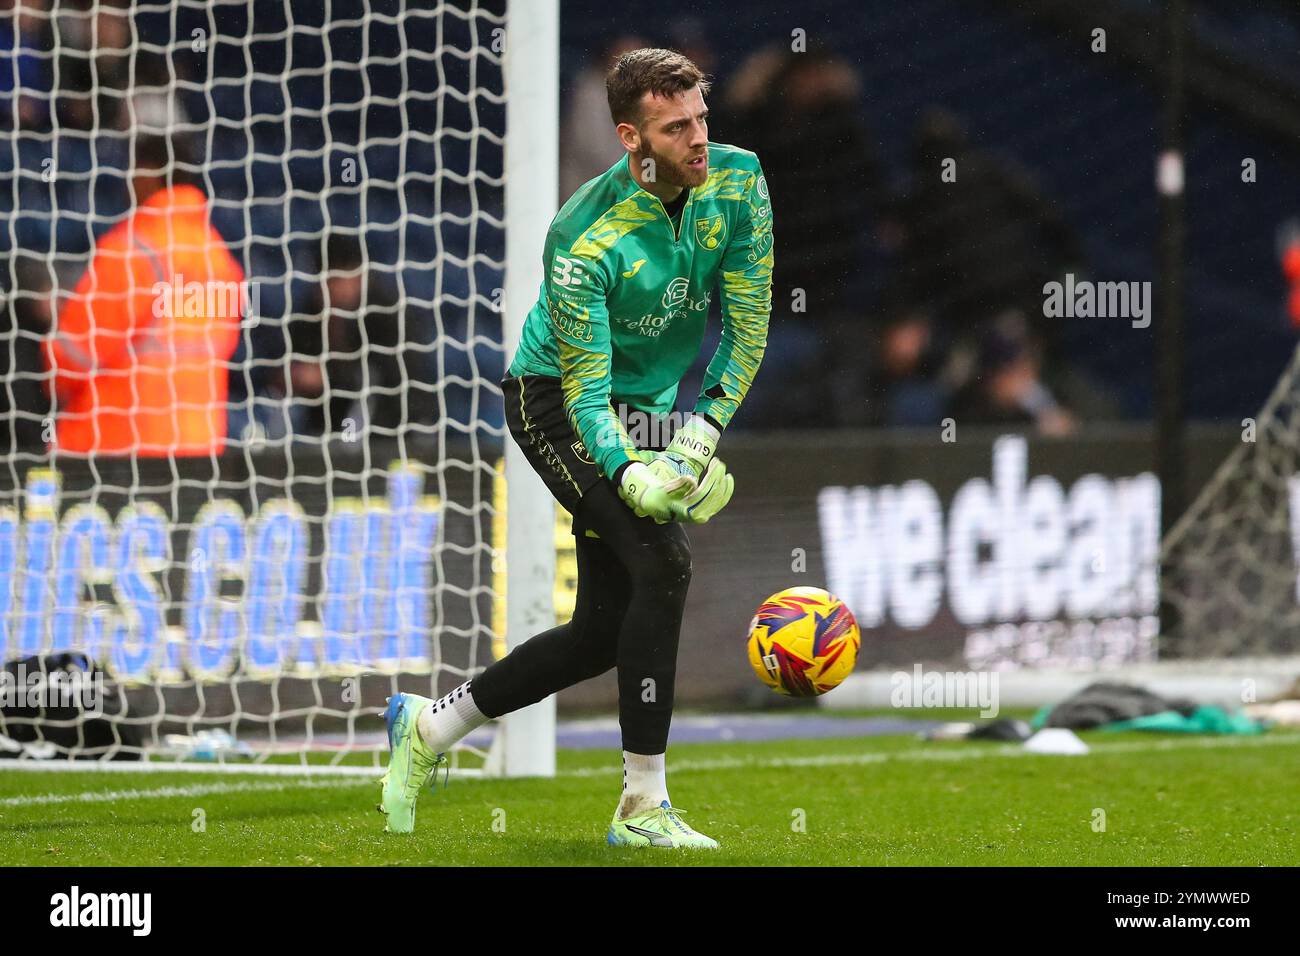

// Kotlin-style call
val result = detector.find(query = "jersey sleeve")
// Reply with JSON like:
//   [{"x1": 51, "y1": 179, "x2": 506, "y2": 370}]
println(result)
[
  {"x1": 548, "y1": 242, "x2": 642, "y2": 480},
  {"x1": 696, "y1": 160, "x2": 773, "y2": 429}
]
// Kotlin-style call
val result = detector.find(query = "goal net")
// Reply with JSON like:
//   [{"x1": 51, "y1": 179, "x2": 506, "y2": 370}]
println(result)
[
  {"x1": 1160, "y1": 342, "x2": 1300, "y2": 661},
  {"x1": 0, "y1": 0, "x2": 557, "y2": 772}
]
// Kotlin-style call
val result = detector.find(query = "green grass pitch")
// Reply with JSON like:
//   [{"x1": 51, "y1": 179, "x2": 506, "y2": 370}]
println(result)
[{"x1": 2, "y1": 720, "x2": 1297, "y2": 866}]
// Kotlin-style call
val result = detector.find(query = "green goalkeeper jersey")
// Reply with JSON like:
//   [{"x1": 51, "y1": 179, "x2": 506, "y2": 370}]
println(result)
[{"x1": 508, "y1": 141, "x2": 774, "y2": 480}]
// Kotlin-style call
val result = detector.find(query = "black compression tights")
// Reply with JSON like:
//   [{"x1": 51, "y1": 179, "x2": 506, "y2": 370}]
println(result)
[{"x1": 470, "y1": 479, "x2": 691, "y2": 755}]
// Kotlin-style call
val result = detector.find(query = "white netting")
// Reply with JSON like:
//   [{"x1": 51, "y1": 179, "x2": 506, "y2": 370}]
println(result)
[
  {"x1": 1160, "y1": 343, "x2": 1300, "y2": 659},
  {"x1": 0, "y1": 0, "x2": 510, "y2": 768}
]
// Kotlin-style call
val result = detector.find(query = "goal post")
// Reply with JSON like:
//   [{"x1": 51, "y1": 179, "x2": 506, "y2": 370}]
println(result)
[
  {"x1": 1159, "y1": 340, "x2": 1300, "y2": 662},
  {"x1": 492, "y1": 0, "x2": 559, "y2": 778},
  {"x1": 0, "y1": 0, "x2": 558, "y2": 774}
]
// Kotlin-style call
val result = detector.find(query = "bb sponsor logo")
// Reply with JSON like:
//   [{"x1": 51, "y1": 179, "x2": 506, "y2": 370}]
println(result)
[{"x1": 661, "y1": 276, "x2": 690, "y2": 309}]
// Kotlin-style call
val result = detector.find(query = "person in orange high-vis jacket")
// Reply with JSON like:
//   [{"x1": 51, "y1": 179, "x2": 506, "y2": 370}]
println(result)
[{"x1": 44, "y1": 135, "x2": 244, "y2": 456}]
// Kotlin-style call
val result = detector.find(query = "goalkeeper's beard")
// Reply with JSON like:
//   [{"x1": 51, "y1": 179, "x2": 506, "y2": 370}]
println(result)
[{"x1": 638, "y1": 142, "x2": 707, "y2": 190}]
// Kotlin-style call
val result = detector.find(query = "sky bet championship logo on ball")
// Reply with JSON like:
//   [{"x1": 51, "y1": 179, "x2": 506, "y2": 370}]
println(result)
[{"x1": 0, "y1": 465, "x2": 440, "y2": 682}]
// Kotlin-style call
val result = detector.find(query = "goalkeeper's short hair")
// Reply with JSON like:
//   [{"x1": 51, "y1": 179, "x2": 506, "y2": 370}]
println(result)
[{"x1": 605, "y1": 48, "x2": 711, "y2": 127}]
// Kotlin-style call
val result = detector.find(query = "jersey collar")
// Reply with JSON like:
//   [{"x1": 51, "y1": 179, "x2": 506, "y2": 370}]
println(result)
[{"x1": 616, "y1": 154, "x2": 694, "y2": 241}]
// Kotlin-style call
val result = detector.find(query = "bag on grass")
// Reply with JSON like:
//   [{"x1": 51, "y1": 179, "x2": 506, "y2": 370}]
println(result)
[{"x1": 0, "y1": 652, "x2": 142, "y2": 760}]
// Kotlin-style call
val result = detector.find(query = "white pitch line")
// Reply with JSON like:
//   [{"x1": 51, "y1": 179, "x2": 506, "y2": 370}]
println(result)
[
  {"x1": 3, "y1": 732, "x2": 1296, "y2": 808},
  {"x1": 557, "y1": 729, "x2": 1300, "y2": 777},
  {"x1": 0, "y1": 777, "x2": 377, "y2": 808},
  {"x1": 0, "y1": 759, "x2": 390, "y2": 778}
]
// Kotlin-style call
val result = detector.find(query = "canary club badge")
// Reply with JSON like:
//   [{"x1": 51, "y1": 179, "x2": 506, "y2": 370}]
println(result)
[{"x1": 694, "y1": 214, "x2": 725, "y2": 250}]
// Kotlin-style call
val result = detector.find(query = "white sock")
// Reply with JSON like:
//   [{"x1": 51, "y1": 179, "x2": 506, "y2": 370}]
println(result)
[
  {"x1": 415, "y1": 681, "x2": 489, "y2": 753},
  {"x1": 617, "y1": 750, "x2": 669, "y2": 819}
]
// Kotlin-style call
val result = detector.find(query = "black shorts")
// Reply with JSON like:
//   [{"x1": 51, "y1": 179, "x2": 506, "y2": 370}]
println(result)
[
  {"x1": 502, "y1": 374, "x2": 607, "y2": 516},
  {"x1": 504, "y1": 374, "x2": 676, "y2": 522}
]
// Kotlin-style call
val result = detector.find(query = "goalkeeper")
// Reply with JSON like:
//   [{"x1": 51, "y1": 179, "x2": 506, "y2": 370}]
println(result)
[{"x1": 380, "y1": 48, "x2": 772, "y2": 848}]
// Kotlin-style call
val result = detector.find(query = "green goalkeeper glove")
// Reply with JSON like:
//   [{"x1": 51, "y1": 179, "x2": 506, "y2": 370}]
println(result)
[
  {"x1": 618, "y1": 458, "x2": 698, "y2": 524},
  {"x1": 677, "y1": 457, "x2": 734, "y2": 524},
  {"x1": 658, "y1": 414, "x2": 720, "y2": 483}
]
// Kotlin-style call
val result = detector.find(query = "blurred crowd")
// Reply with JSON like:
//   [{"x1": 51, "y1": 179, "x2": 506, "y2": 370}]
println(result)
[
  {"x1": 0, "y1": 0, "x2": 472, "y2": 455},
  {"x1": 565, "y1": 34, "x2": 1125, "y2": 436},
  {"x1": 0, "y1": 0, "x2": 181, "y2": 134},
  {"x1": 2, "y1": 6, "x2": 1161, "y2": 457}
]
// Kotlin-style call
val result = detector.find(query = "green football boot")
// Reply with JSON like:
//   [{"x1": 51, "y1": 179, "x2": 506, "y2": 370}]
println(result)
[
  {"x1": 378, "y1": 693, "x2": 448, "y2": 834},
  {"x1": 607, "y1": 800, "x2": 720, "y2": 849}
]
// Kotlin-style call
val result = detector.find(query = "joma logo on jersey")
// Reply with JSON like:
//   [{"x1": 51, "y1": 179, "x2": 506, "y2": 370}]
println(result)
[
  {"x1": 550, "y1": 307, "x2": 593, "y2": 342},
  {"x1": 694, "y1": 215, "x2": 725, "y2": 250}
]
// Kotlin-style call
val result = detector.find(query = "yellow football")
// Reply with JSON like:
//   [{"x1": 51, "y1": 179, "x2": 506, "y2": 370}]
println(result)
[{"x1": 746, "y1": 586, "x2": 860, "y2": 697}]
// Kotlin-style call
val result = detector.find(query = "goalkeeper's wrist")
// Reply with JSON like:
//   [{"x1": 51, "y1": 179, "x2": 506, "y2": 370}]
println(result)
[
  {"x1": 697, "y1": 412, "x2": 724, "y2": 433},
  {"x1": 663, "y1": 413, "x2": 721, "y2": 477},
  {"x1": 678, "y1": 412, "x2": 722, "y2": 443}
]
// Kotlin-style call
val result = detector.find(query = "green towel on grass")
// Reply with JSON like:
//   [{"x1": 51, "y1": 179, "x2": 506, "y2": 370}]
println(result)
[{"x1": 1100, "y1": 706, "x2": 1267, "y2": 735}]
